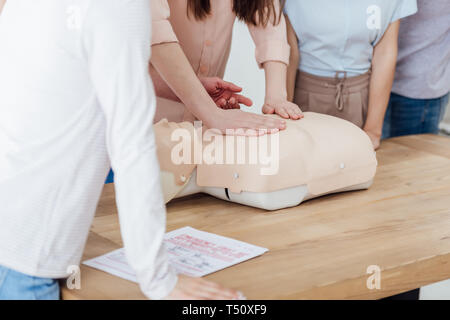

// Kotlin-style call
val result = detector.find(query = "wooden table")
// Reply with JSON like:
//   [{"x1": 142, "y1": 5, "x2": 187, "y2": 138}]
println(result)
[{"x1": 62, "y1": 135, "x2": 450, "y2": 300}]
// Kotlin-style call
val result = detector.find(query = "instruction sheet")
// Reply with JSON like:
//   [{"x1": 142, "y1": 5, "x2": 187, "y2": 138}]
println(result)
[{"x1": 83, "y1": 226, "x2": 268, "y2": 281}]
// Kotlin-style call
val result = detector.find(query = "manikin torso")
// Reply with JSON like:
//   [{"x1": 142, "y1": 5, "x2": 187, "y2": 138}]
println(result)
[{"x1": 155, "y1": 111, "x2": 377, "y2": 211}]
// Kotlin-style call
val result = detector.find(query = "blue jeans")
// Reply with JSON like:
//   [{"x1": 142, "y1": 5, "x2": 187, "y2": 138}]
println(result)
[
  {"x1": 105, "y1": 169, "x2": 114, "y2": 184},
  {"x1": 382, "y1": 92, "x2": 449, "y2": 139},
  {"x1": 0, "y1": 265, "x2": 60, "y2": 300}
]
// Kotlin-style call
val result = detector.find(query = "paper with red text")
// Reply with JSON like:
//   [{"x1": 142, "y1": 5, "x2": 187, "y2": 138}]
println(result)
[{"x1": 83, "y1": 227, "x2": 268, "y2": 280}]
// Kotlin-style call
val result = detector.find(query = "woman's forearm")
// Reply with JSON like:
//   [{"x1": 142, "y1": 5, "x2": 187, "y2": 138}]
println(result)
[
  {"x1": 264, "y1": 61, "x2": 288, "y2": 101},
  {"x1": 259, "y1": 14, "x2": 302, "y2": 119},
  {"x1": 285, "y1": 15, "x2": 300, "y2": 102},
  {"x1": 262, "y1": 60, "x2": 303, "y2": 120},
  {"x1": 150, "y1": 42, "x2": 218, "y2": 123},
  {"x1": 365, "y1": 59, "x2": 396, "y2": 136},
  {"x1": 364, "y1": 21, "x2": 400, "y2": 137}
]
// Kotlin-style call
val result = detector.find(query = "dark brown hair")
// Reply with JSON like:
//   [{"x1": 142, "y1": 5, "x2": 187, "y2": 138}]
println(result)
[{"x1": 187, "y1": 0, "x2": 285, "y2": 27}]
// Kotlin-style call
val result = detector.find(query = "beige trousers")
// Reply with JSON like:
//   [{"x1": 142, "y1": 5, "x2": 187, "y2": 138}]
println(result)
[
  {"x1": 294, "y1": 70, "x2": 371, "y2": 128},
  {"x1": 154, "y1": 97, "x2": 197, "y2": 124}
]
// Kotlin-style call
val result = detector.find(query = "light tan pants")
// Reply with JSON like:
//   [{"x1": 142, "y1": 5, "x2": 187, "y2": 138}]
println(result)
[
  {"x1": 294, "y1": 70, "x2": 371, "y2": 128},
  {"x1": 153, "y1": 97, "x2": 196, "y2": 124}
]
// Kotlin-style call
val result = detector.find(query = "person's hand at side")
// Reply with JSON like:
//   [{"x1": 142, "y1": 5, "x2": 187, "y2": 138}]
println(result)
[
  {"x1": 200, "y1": 77, "x2": 253, "y2": 110},
  {"x1": 364, "y1": 129, "x2": 381, "y2": 150},
  {"x1": 165, "y1": 275, "x2": 240, "y2": 300}
]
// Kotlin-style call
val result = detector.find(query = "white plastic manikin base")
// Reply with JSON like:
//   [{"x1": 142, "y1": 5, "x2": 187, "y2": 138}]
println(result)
[{"x1": 164, "y1": 170, "x2": 373, "y2": 211}]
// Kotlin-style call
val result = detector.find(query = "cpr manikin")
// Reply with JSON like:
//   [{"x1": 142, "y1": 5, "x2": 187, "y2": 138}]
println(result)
[{"x1": 154, "y1": 110, "x2": 377, "y2": 211}]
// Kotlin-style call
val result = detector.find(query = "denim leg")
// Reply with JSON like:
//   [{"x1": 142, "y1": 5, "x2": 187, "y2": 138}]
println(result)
[
  {"x1": 438, "y1": 93, "x2": 449, "y2": 123},
  {"x1": 0, "y1": 265, "x2": 59, "y2": 300},
  {"x1": 383, "y1": 93, "x2": 447, "y2": 139},
  {"x1": 105, "y1": 169, "x2": 114, "y2": 184},
  {"x1": 420, "y1": 96, "x2": 447, "y2": 134},
  {"x1": 389, "y1": 94, "x2": 426, "y2": 137},
  {"x1": 381, "y1": 97, "x2": 392, "y2": 140}
]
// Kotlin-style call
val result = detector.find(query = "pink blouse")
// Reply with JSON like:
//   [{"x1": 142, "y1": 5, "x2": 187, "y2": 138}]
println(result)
[{"x1": 150, "y1": 0, "x2": 290, "y2": 103}]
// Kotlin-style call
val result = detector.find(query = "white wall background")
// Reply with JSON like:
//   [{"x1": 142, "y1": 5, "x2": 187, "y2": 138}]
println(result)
[
  {"x1": 224, "y1": 21, "x2": 265, "y2": 114},
  {"x1": 224, "y1": 20, "x2": 450, "y2": 300}
]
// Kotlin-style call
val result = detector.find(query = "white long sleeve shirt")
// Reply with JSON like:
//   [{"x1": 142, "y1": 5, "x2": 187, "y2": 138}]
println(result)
[{"x1": 0, "y1": 0, "x2": 177, "y2": 299}]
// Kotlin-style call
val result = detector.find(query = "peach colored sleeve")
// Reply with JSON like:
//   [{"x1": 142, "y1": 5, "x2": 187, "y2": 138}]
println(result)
[
  {"x1": 0, "y1": 0, "x2": 6, "y2": 14},
  {"x1": 151, "y1": 0, "x2": 178, "y2": 46},
  {"x1": 247, "y1": 0, "x2": 290, "y2": 68}
]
